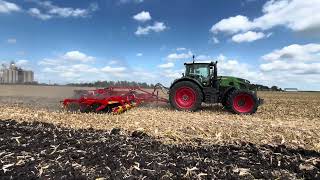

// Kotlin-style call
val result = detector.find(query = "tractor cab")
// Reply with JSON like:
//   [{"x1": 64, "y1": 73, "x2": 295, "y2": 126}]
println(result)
[{"x1": 184, "y1": 61, "x2": 218, "y2": 87}]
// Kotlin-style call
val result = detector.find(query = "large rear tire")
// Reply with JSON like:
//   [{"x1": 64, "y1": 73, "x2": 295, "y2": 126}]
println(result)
[
  {"x1": 222, "y1": 89, "x2": 235, "y2": 110},
  {"x1": 169, "y1": 81, "x2": 203, "y2": 111},
  {"x1": 227, "y1": 90, "x2": 258, "y2": 114}
]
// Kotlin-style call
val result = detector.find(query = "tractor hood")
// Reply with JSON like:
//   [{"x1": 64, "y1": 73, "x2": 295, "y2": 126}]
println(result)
[{"x1": 219, "y1": 76, "x2": 251, "y2": 84}]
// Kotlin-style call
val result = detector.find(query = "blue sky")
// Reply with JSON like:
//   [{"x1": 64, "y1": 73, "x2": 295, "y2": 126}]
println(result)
[{"x1": 1, "y1": 0, "x2": 320, "y2": 90}]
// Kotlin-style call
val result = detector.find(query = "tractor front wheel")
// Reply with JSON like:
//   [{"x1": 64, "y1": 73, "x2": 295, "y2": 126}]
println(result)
[
  {"x1": 227, "y1": 90, "x2": 258, "y2": 114},
  {"x1": 169, "y1": 81, "x2": 203, "y2": 111}
]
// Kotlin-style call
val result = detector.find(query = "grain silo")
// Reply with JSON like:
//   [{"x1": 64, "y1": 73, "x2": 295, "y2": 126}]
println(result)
[
  {"x1": 8, "y1": 69, "x2": 13, "y2": 83},
  {"x1": 22, "y1": 71, "x2": 34, "y2": 83},
  {"x1": 3, "y1": 69, "x2": 8, "y2": 83},
  {"x1": 23, "y1": 71, "x2": 28, "y2": 83}
]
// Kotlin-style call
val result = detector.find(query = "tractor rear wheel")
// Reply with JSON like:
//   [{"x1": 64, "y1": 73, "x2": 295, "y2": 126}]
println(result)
[
  {"x1": 169, "y1": 81, "x2": 203, "y2": 111},
  {"x1": 227, "y1": 90, "x2": 258, "y2": 114}
]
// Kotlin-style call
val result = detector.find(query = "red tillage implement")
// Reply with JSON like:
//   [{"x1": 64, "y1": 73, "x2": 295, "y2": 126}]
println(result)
[{"x1": 61, "y1": 84, "x2": 168, "y2": 114}]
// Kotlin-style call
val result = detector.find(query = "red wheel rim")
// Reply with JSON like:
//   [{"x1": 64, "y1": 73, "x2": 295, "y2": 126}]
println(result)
[
  {"x1": 233, "y1": 93, "x2": 254, "y2": 113},
  {"x1": 174, "y1": 87, "x2": 196, "y2": 109}
]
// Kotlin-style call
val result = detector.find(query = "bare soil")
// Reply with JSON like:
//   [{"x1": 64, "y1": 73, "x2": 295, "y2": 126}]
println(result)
[{"x1": 1, "y1": 120, "x2": 319, "y2": 179}]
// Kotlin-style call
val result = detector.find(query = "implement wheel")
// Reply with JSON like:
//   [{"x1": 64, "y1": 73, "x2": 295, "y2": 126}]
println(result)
[
  {"x1": 169, "y1": 81, "x2": 203, "y2": 111},
  {"x1": 227, "y1": 90, "x2": 258, "y2": 114}
]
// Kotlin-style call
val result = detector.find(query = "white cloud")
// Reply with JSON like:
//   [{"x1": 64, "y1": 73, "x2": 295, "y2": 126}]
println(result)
[
  {"x1": 135, "y1": 22, "x2": 167, "y2": 35},
  {"x1": 136, "y1": 53, "x2": 143, "y2": 57},
  {"x1": 176, "y1": 47, "x2": 187, "y2": 51},
  {"x1": 260, "y1": 44, "x2": 320, "y2": 74},
  {"x1": 231, "y1": 31, "x2": 266, "y2": 43},
  {"x1": 133, "y1": 11, "x2": 151, "y2": 22},
  {"x1": 29, "y1": 1, "x2": 98, "y2": 20},
  {"x1": 0, "y1": 0, "x2": 20, "y2": 13},
  {"x1": 16, "y1": 60, "x2": 29, "y2": 66},
  {"x1": 62, "y1": 51, "x2": 95, "y2": 63},
  {"x1": 167, "y1": 51, "x2": 193, "y2": 60},
  {"x1": 260, "y1": 61, "x2": 320, "y2": 74},
  {"x1": 211, "y1": 0, "x2": 320, "y2": 41},
  {"x1": 101, "y1": 66, "x2": 126, "y2": 74},
  {"x1": 262, "y1": 44, "x2": 320, "y2": 62},
  {"x1": 28, "y1": 8, "x2": 52, "y2": 20},
  {"x1": 211, "y1": 15, "x2": 252, "y2": 34},
  {"x1": 257, "y1": 44, "x2": 320, "y2": 89},
  {"x1": 7, "y1": 38, "x2": 16, "y2": 44},
  {"x1": 158, "y1": 62, "x2": 174, "y2": 69},
  {"x1": 38, "y1": 58, "x2": 61, "y2": 66},
  {"x1": 197, "y1": 55, "x2": 212, "y2": 61},
  {"x1": 42, "y1": 64, "x2": 99, "y2": 80},
  {"x1": 211, "y1": 37, "x2": 220, "y2": 44},
  {"x1": 162, "y1": 69, "x2": 184, "y2": 79},
  {"x1": 38, "y1": 52, "x2": 129, "y2": 82}
]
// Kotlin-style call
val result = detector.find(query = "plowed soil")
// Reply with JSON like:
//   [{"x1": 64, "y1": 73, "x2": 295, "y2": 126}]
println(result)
[{"x1": 1, "y1": 120, "x2": 319, "y2": 179}]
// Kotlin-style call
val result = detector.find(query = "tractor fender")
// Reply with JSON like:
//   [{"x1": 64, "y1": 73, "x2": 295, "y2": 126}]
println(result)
[{"x1": 170, "y1": 77, "x2": 203, "y2": 90}]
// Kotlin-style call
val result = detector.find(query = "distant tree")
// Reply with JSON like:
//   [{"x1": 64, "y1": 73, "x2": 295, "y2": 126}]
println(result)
[{"x1": 271, "y1": 86, "x2": 279, "y2": 91}]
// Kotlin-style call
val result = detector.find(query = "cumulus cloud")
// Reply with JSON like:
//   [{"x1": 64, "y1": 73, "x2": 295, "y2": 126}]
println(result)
[
  {"x1": 38, "y1": 51, "x2": 131, "y2": 82},
  {"x1": 133, "y1": 11, "x2": 151, "y2": 22},
  {"x1": 262, "y1": 44, "x2": 320, "y2": 62},
  {"x1": 0, "y1": 0, "x2": 20, "y2": 13},
  {"x1": 62, "y1": 51, "x2": 95, "y2": 63},
  {"x1": 158, "y1": 62, "x2": 174, "y2": 69},
  {"x1": 135, "y1": 22, "x2": 167, "y2": 35},
  {"x1": 28, "y1": 1, "x2": 98, "y2": 20},
  {"x1": 28, "y1": 8, "x2": 52, "y2": 20},
  {"x1": 231, "y1": 31, "x2": 267, "y2": 43},
  {"x1": 167, "y1": 51, "x2": 193, "y2": 60},
  {"x1": 211, "y1": 15, "x2": 252, "y2": 34},
  {"x1": 211, "y1": 0, "x2": 320, "y2": 42},
  {"x1": 260, "y1": 44, "x2": 320, "y2": 74},
  {"x1": 43, "y1": 64, "x2": 99, "y2": 79},
  {"x1": 255, "y1": 44, "x2": 320, "y2": 89},
  {"x1": 136, "y1": 53, "x2": 143, "y2": 57}
]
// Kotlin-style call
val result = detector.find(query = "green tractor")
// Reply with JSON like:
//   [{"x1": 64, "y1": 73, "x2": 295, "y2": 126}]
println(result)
[{"x1": 169, "y1": 58, "x2": 263, "y2": 114}]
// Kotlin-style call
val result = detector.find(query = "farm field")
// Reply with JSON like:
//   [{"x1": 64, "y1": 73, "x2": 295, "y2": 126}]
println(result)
[{"x1": 0, "y1": 85, "x2": 320, "y2": 179}]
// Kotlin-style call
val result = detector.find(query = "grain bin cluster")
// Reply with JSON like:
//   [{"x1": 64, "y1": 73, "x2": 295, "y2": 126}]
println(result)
[{"x1": 0, "y1": 61, "x2": 34, "y2": 84}]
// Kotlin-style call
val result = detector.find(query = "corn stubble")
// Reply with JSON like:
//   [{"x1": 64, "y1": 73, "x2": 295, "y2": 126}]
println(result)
[
  {"x1": 0, "y1": 91, "x2": 319, "y2": 151},
  {"x1": 1, "y1": 90, "x2": 320, "y2": 179}
]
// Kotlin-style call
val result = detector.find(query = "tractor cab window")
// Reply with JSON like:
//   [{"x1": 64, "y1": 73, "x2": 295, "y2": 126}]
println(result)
[{"x1": 185, "y1": 64, "x2": 210, "y2": 84}]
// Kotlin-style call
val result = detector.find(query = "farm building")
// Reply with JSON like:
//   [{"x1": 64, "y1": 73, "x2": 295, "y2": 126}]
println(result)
[{"x1": 284, "y1": 88, "x2": 298, "y2": 92}]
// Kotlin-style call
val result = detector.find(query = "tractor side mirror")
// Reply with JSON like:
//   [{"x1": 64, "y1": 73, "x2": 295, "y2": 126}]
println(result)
[{"x1": 182, "y1": 73, "x2": 185, "y2": 77}]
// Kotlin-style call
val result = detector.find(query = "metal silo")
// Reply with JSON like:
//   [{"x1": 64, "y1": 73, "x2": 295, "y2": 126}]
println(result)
[
  {"x1": 8, "y1": 69, "x2": 13, "y2": 83},
  {"x1": 23, "y1": 71, "x2": 28, "y2": 83}
]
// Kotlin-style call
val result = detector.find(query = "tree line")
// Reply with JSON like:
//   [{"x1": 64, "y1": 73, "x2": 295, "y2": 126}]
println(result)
[
  {"x1": 66, "y1": 81, "x2": 155, "y2": 88},
  {"x1": 249, "y1": 84, "x2": 282, "y2": 91}
]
